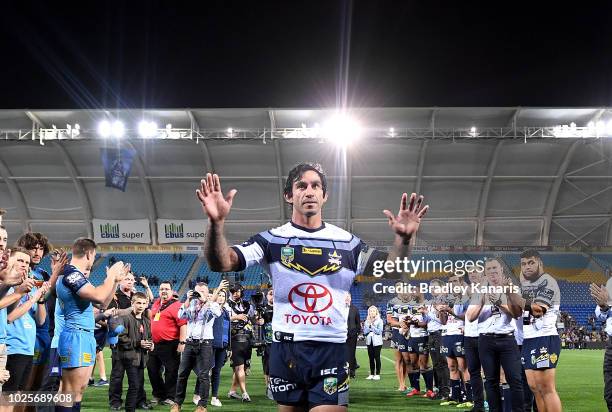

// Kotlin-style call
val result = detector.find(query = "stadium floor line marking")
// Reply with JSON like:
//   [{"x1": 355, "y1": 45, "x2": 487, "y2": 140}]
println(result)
[{"x1": 381, "y1": 354, "x2": 396, "y2": 364}]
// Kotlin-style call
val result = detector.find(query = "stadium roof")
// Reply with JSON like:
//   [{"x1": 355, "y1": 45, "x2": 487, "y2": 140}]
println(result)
[{"x1": 0, "y1": 107, "x2": 611, "y2": 247}]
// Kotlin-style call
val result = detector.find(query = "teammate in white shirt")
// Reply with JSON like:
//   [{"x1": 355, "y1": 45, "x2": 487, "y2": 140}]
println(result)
[
  {"x1": 196, "y1": 163, "x2": 429, "y2": 411},
  {"x1": 466, "y1": 257, "x2": 524, "y2": 412}
]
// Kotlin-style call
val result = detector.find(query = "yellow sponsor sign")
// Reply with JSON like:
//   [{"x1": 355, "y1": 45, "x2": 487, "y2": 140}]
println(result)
[{"x1": 302, "y1": 247, "x2": 322, "y2": 255}]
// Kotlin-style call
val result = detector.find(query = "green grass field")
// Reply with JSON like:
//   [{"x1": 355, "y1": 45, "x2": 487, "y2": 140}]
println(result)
[{"x1": 82, "y1": 348, "x2": 606, "y2": 412}]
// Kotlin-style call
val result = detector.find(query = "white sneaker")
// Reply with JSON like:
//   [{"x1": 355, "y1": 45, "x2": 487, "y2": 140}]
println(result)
[
  {"x1": 365, "y1": 375, "x2": 374, "y2": 380},
  {"x1": 228, "y1": 391, "x2": 241, "y2": 400},
  {"x1": 373, "y1": 375, "x2": 381, "y2": 380},
  {"x1": 193, "y1": 394, "x2": 201, "y2": 405},
  {"x1": 242, "y1": 392, "x2": 251, "y2": 402},
  {"x1": 211, "y1": 397, "x2": 222, "y2": 407}
]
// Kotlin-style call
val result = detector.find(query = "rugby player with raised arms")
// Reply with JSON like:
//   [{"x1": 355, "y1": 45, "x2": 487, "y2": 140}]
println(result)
[{"x1": 196, "y1": 163, "x2": 428, "y2": 412}]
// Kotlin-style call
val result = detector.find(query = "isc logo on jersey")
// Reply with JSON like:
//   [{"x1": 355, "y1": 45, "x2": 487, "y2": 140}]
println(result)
[{"x1": 284, "y1": 283, "x2": 333, "y2": 326}]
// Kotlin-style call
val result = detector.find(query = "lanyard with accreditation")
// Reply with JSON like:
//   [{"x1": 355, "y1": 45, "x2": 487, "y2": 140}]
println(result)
[{"x1": 153, "y1": 298, "x2": 177, "y2": 321}]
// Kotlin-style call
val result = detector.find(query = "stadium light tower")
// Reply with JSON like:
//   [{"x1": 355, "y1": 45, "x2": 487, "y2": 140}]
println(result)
[{"x1": 322, "y1": 113, "x2": 362, "y2": 147}]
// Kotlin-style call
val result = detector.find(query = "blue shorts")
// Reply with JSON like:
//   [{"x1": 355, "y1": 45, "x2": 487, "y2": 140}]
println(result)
[
  {"x1": 33, "y1": 332, "x2": 51, "y2": 365},
  {"x1": 269, "y1": 341, "x2": 349, "y2": 408},
  {"x1": 441, "y1": 335, "x2": 465, "y2": 358},
  {"x1": 49, "y1": 347, "x2": 62, "y2": 377},
  {"x1": 390, "y1": 329, "x2": 400, "y2": 349},
  {"x1": 521, "y1": 335, "x2": 561, "y2": 370},
  {"x1": 58, "y1": 329, "x2": 96, "y2": 369},
  {"x1": 407, "y1": 336, "x2": 429, "y2": 355},
  {"x1": 397, "y1": 333, "x2": 410, "y2": 353}
]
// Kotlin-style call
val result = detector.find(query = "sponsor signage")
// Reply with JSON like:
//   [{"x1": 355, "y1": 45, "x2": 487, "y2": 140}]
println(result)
[
  {"x1": 156, "y1": 219, "x2": 207, "y2": 244},
  {"x1": 93, "y1": 219, "x2": 151, "y2": 244}
]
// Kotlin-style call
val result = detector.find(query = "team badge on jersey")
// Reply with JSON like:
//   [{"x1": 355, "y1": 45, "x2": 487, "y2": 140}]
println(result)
[
  {"x1": 323, "y1": 377, "x2": 338, "y2": 395},
  {"x1": 281, "y1": 247, "x2": 295, "y2": 264},
  {"x1": 328, "y1": 250, "x2": 342, "y2": 265}
]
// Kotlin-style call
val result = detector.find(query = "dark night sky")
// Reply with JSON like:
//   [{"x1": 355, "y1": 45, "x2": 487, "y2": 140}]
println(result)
[{"x1": 1, "y1": 1, "x2": 611, "y2": 109}]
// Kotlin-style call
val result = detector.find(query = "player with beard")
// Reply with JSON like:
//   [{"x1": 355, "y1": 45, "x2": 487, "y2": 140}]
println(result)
[
  {"x1": 514, "y1": 250, "x2": 561, "y2": 412},
  {"x1": 15, "y1": 233, "x2": 53, "y2": 400},
  {"x1": 197, "y1": 164, "x2": 428, "y2": 411}
]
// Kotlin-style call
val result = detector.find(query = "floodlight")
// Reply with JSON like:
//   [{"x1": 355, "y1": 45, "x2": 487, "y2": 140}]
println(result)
[
  {"x1": 138, "y1": 120, "x2": 158, "y2": 138},
  {"x1": 98, "y1": 120, "x2": 111, "y2": 138},
  {"x1": 322, "y1": 113, "x2": 362, "y2": 147},
  {"x1": 111, "y1": 120, "x2": 125, "y2": 138}
]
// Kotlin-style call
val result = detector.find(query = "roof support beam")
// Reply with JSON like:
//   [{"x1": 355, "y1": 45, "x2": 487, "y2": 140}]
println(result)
[
  {"x1": 551, "y1": 220, "x2": 589, "y2": 247},
  {"x1": 0, "y1": 155, "x2": 30, "y2": 233},
  {"x1": 507, "y1": 107, "x2": 521, "y2": 137},
  {"x1": 430, "y1": 108, "x2": 437, "y2": 138},
  {"x1": 476, "y1": 140, "x2": 504, "y2": 246},
  {"x1": 415, "y1": 140, "x2": 428, "y2": 194},
  {"x1": 124, "y1": 141, "x2": 158, "y2": 245},
  {"x1": 542, "y1": 140, "x2": 581, "y2": 246},
  {"x1": 555, "y1": 184, "x2": 612, "y2": 215},
  {"x1": 588, "y1": 108, "x2": 607, "y2": 125},
  {"x1": 270, "y1": 110, "x2": 286, "y2": 224},
  {"x1": 52, "y1": 142, "x2": 94, "y2": 238},
  {"x1": 188, "y1": 110, "x2": 214, "y2": 172}
]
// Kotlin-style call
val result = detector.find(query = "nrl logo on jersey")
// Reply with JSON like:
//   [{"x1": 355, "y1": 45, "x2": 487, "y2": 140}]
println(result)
[{"x1": 280, "y1": 248, "x2": 343, "y2": 277}]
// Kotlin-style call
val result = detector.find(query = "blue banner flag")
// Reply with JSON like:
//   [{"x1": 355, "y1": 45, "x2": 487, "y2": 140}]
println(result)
[{"x1": 100, "y1": 147, "x2": 136, "y2": 192}]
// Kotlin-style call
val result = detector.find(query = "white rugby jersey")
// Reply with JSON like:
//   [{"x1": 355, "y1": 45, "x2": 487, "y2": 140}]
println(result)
[
  {"x1": 521, "y1": 273, "x2": 560, "y2": 339},
  {"x1": 232, "y1": 221, "x2": 375, "y2": 344},
  {"x1": 443, "y1": 302, "x2": 466, "y2": 336}
]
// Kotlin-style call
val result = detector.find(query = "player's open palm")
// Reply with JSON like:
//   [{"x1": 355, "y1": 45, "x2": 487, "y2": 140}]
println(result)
[
  {"x1": 383, "y1": 192, "x2": 429, "y2": 239},
  {"x1": 196, "y1": 173, "x2": 237, "y2": 222},
  {"x1": 107, "y1": 261, "x2": 127, "y2": 282}
]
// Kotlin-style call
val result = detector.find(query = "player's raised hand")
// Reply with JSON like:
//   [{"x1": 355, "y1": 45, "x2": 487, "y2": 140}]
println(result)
[
  {"x1": 196, "y1": 173, "x2": 237, "y2": 223},
  {"x1": 590, "y1": 283, "x2": 610, "y2": 307},
  {"x1": 107, "y1": 261, "x2": 128, "y2": 283},
  {"x1": 383, "y1": 193, "x2": 429, "y2": 240}
]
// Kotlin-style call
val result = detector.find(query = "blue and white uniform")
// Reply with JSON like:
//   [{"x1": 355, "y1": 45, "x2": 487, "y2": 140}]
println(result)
[
  {"x1": 6, "y1": 288, "x2": 39, "y2": 356},
  {"x1": 232, "y1": 221, "x2": 376, "y2": 407},
  {"x1": 406, "y1": 302, "x2": 429, "y2": 355},
  {"x1": 387, "y1": 296, "x2": 416, "y2": 352},
  {"x1": 520, "y1": 273, "x2": 561, "y2": 370},
  {"x1": 440, "y1": 301, "x2": 467, "y2": 358},
  {"x1": 31, "y1": 267, "x2": 51, "y2": 365},
  {"x1": 56, "y1": 265, "x2": 96, "y2": 368}
]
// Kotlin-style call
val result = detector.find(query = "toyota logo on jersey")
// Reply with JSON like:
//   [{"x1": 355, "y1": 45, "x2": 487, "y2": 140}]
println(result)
[{"x1": 288, "y1": 283, "x2": 333, "y2": 313}]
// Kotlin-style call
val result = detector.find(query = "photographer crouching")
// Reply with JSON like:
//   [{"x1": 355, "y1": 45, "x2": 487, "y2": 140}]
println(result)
[{"x1": 226, "y1": 283, "x2": 256, "y2": 402}]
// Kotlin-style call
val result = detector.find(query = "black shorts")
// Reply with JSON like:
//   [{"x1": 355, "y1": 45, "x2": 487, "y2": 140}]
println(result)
[
  {"x1": 262, "y1": 344, "x2": 271, "y2": 375},
  {"x1": 269, "y1": 341, "x2": 349, "y2": 408},
  {"x1": 230, "y1": 340, "x2": 252, "y2": 368},
  {"x1": 4, "y1": 354, "x2": 33, "y2": 391}
]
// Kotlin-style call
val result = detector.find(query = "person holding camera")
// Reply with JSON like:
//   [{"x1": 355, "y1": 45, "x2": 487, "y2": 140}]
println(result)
[
  {"x1": 255, "y1": 288, "x2": 274, "y2": 390},
  {"x1": 226, "y1": 283, "x2": 255, "y2": 403},
  {"x1": 115, "y1": 292, "x2": 153, "y2": 412},
  {"x1": 171, "y1": 280, "x2": 228, "y2": 412}
]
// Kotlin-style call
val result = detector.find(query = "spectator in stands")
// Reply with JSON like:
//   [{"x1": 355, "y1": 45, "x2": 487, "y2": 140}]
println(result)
[
  {"x1": 363, "y1": 305, "x2": 383, "y2": 380},
  {"x1": 148, "y1": 281, "x2": 187, "y2": 406},
  {"x1": 345, "y1": 293, "x2": 360, "y2": 378}
]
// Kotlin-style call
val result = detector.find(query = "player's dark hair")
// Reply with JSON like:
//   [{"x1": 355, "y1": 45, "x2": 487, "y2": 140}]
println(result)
[
  {"x1": 16, "y1": 232, "x2": 50, "y2": 256},
  {"x1": 132, "y1": 292, "x2": 148, "y2": 302},
  {"x1": 284, "y1": 163, "x2": 328, "y2": 199},
  {"x1": 71, "y1": 237, "x2": 97, "y2": 258},
  {"x1": 520, "y1": 249, "x2": 542, "y2": 260},
  {"x1": 0, "y1": 225, "x2": 5, "y2": 230}
]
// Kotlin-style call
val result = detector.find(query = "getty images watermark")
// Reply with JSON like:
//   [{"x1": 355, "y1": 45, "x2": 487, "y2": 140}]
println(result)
[{"x1": 369, "y1": 256, "x2": 521, "y2": 295}]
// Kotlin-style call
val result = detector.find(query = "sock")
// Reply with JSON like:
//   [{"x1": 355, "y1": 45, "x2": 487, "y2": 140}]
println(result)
[
  {"x1": 465, "y1": 381, "x2": 473, "y2": 402},
  {"x1": 55, "y1": 407, "x2": 72, "y2": 412},
  {"x1": 501, "y1": 384, "x2": 512, "y2": 412},
  {"x1": 409, "y1": 372, "x2": 420, "y2": 391},
  {"x1": 450, "y1": 379, "x2": 461, "y2": 401},
  {"x1": 100, "y1": 375, "x2": 107, "y2": 381},
  {"x1": 73, "y1": 402, "x2": 81, "y2": 412},
  {"x1": 422, "y1": 368, "x2": 434, "y2": 391}
]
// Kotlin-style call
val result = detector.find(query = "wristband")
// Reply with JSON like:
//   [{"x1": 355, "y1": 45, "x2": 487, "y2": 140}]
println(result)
[{"x1": 179, "y1": 341, "x2": 186, "y2": 345}]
